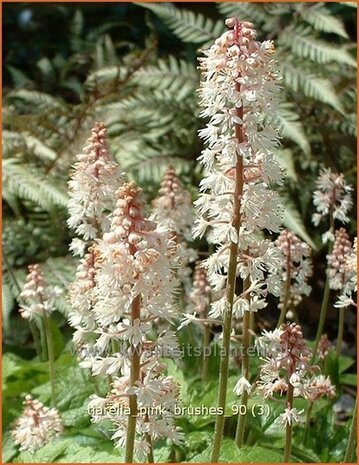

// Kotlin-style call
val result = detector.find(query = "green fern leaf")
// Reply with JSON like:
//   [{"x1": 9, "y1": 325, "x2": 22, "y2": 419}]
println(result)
[
  {"x1": 23, "y1": 134, "x2": 57, "y2": 161},
  {"x1": 3, "y1": 159, "x2": 68, "y2": 210},
  {"x1": 134, "y1": 56, "x2": 198, "y2": 96},
  {"x1": 271, "y1": 103, "x2": 310, "y2": 156},
  {"x1": 2, "y1": 279, "x2": 14, "y2": 333},
  {"x1": 137, "y1": 3, "x2": 224, "y2": 45},
  {"x1": 282, "y1": 198, "x2": 317, "y2": 249},
  {"x1": 284, "y1": 27, "x2": 356, "y2": 67},
  {"x1": 217, "y1": 2, "x2": 268, "y2": 25},
  {"x1": 281, "y1": 60, "x2": 344, "y2": 113},
  {"x1": 296, "y1": 3, "x2": 349, "y2": 38},
  {"x1": 273, "y1": 149, "x2": 297, "y2": 181},
  {"x1": 7, "y1": 89, "x2": 66, "y2": 111}
]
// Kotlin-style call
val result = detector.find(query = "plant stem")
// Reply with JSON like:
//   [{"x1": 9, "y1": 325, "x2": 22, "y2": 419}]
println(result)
[
  {"x1": 235, "y1": 308, "x2": 250, "y2": 447},
  {"x1": 39, "y1": 318, "x2": 49, "y2": 360},
  {"x1": 312, "y1": 275, "x2": 330, "y2": 361},
  {"x1": 336, "y1": 307, "x2": 346, "y2": 356},
  {"x1": 42, "y1": 312, "x2": 56, "y2": 407},
  {"x1": 312, "y1": 220, "x2": 334, "y2": 360},
  {"x1": 344, "y1": 399, "x2": 357, "y2": 463},
  {"x1": 283, "y1": 383, "x2": 294, "y2": 463},
  {"x1": 29, "y1": 320, "x2": 43, "y2": 360},
  {"x1": 249, "y1": 311, "x2": 255, "y2": 346},
  {"x1": 145, "y1": 432, "x2": 154, "y2": 463},
  {"x1": 210, "y1": 83, "x2": 244, "y2": 463},
  {"x1": 303, "y1": 401, "x2": 313, "y2": 446},
  {"x1": 201, "y1": 324, "x2": 211, "y2": 381},
  {"x1": 125, "y1": 294, "x2": 141, "y2": 463},
  {"x1": 277, "y1": 255, "x2": 292, "y2": 328}
]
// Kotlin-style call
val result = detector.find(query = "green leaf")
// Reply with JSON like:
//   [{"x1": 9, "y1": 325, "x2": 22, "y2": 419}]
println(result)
[
  {"x1": 273, "y1": 149, "x2": 297, "y2": 181},
  {"x1": 190, "y1": 440, "x2": 286, "y2": 463},
  {"x1": 58, "y1": 444, "x2": 123, "y2": 463},
  {"x1": 340, "y1": 373, "x2": 357, "y2": 386},
  {"x1": 282, "y1": 198, "x2": 317, "y2": 249},
  {"x1": 2, "y1": 433, "x2": 18, "y2": 463},
  {"x1": 2, "y1": 280, "x2": 14, "y2": 333},
  {"x1": 15, "y1": 439, "x2": 72, "y2": 463},
  {"x1": 285, "y1": 26, "x2": 356, "y2": 67},
  {"x1": 296, "y1": 3, "x2": 349, "y2": 38},
  {"x1": 3, "y1": 159, "x2": 68, "y2": 211},
  {"x1": 134, "y1": 56, "x2": 198, "y2": 96},
  {"x1": 217, "y1": 3, "x2": 269, "y2": 25},
  {"x1": 137, "y1": 3, "x2": 224, "y2": 45},
  {"x1": 273, "y1": 104, "x2": 310, "y2": 156},
  {"x1": 281, "y1": 60, "x2": 344, "y2": 113},
  {"x1": 48, "y1": 318, "x2": 65, "y2": 360}
]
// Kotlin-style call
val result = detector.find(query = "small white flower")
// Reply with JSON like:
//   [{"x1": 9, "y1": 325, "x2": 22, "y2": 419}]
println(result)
[
  {"x1": 275, "y1": 407, "x2": 304, "y2": 427},
  {"x1": 233, "y1": 376, "x2": 251, "y2": 396}
]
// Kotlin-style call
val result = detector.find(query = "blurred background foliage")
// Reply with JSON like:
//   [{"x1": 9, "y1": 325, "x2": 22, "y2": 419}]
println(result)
[
  {"x1": 2, "y1": 4, "x2": 357, "y2": 462},
  {"x1": 3, "y1": 2, "x2": 357, "y2": 355}
]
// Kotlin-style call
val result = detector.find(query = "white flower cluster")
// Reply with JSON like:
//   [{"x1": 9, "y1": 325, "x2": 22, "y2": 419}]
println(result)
[
  {"x1": 274, "y1": 229, "x2": 312, "y2": 312},
  {"x1": 194, "y1": 17, "x2": 283, "y2": 321},
  {"x1": 75, "y1": 182, "x2": 182, "y2": 458},
  {"x1": 151, "y1": 166, "x2": 197, "y2": 290},
  {"x1": 312, "y1": 168, "x2": 353, "y2": 243},
  {"x1": 328, "y1": 229, "x2": 357, "y2": 309},
  {"x1": 69, "y1": 247, "x2": 98, "y2": 354},
  {"x1": 19, "y1": 264, "x2": 61, "y2": 320},
  {"x1": 67, "y1": 121, "x2": 122, "y2": 255},
  {"x1": 257, "y1": 323, "x2": 335, "y2": 426},
  {"x1": 11, "y1": 395, "x2": 62, "y2": 452}
]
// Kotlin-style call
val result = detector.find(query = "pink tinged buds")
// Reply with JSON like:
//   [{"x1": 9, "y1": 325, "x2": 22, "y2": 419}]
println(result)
[
  {"x1": 67, "y1": 122, "x2": 123, "y2": 249},
  {"x1": 11, "y1": 395, "x2": 62, "y2": 452},
  {"x1": 188, "y1": 262, "x2": 212, "y2": 317},
  {"x1": 195, "y1": 17, "x2": 283, "y2": 319},
  {"x1": 328, "y1": 229, "x2": 357, "y2": 308},
  {"x1": 151, "y1": 166, "x2": 193, "y2": 241},
  {"x1": 19, "y1": 264, "x2": 59, "y2": 320},
  {"x1": 81, "y1": 181, "x2": 182, "y2": 458},
  {"x1": 275, "y1": 229, "x2": 313, "y2": 309}
]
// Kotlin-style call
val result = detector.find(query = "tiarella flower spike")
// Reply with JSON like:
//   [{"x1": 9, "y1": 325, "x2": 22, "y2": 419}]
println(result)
[
  {"x1": 194, "y1": 17, "x2": 283, "y2": 459},
  {"x1": 152, "y1": 166, "x2": 194, "y2": 241},
  {"x1": 67, "y1": 122, "x2": 122, "y2": 254},
  {"x1": 328, "y1": 228, "x2": 357, "y2": 308},
  {"x1": 84, "y1": 182, "x2": 182, "y2": 460},
  {"x1": 151, "y1": 166, "x2": 197, "y2": 289},
  {"x1": 274, "y1": 230, "x2": 312, "y2": 324},
  {"x1": 257, "y1": 323, "x2": 335, "y2": 411},
  {"x1": 195, "y1": 16, "x2": 283, "y2": 321},
  {"x1": 188, "y1": 262, "x2": 212, "y2": 318},
  {"x1": 312, "y1": 168, "x2": 353, "y2": 243},
  {"x1": 11, "y1": 395, "x2": 62, "y2": 452},
  {"x1": 19, "y1": 264, "x2": 61, "y2": 320}
]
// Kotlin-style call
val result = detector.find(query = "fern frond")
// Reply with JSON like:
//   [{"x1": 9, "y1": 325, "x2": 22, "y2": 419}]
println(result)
[
  {"x1": 295, "y1": 3, "x2": 349, "y2": 38},
  {"x1": 137, "y1": 3, "x2": 224, "y2": 45},
  {"x1": 273, "y1": 149, "x2": 297, "y2": 181},
  {"x1": 284, "y1": 26, "x2": 356, "y2": 67},
  {"x1": 2, "y1": 278, "x2": 14, "y2": 332},
  {"x1": 7, "y1": 89, "x2": 66, "y2": 111},
  {"x1": 282, "y1": 197, "x2": 317, "y2": 249},
  {"x1": 134, "y1": 56, "x2": 198, "y2": 96},
  {"x1": 281, "y1": 60, "x2": 344, "y2": 113},
  {"x1": 271, "y1": 104, "x2": 310, "y2": 156},
  {"x1": 23, "y1": 134, "x2": 57, "y2": 161},
  {"x1": 3, "y1": 159, "x2": 68, "y2": 210},
  {"x1": 217, "y1": 2, "x2": 268, "y2": 26},
  {"x1": 85, "y1": 66, "x2": 128, "y2": 89}
]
